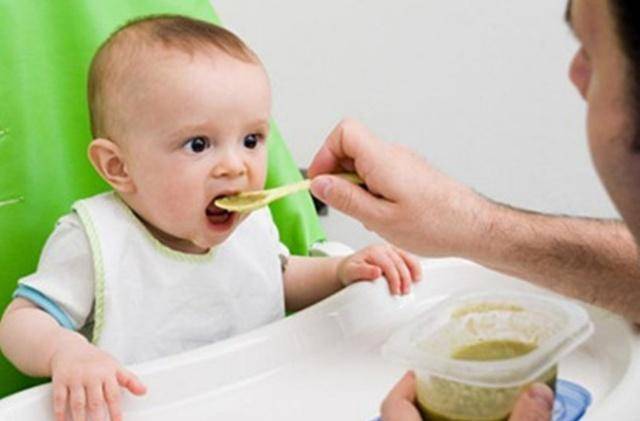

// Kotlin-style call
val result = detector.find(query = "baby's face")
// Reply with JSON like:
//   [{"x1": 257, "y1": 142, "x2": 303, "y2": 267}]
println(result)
[{"x1": 116, "y1": 49, "x2": 271, "y2": 253}]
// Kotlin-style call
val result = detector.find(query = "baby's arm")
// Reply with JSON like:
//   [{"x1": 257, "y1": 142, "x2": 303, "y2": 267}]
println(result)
[
  {"x1": 0, "y1": 298, "x2": 86, "y2": 376},
  {"x1": 0, "y1": 298, "x2": 145, "y2": 421},
  {"x1": 283, "y1": 256, "x2": 344, "y2": 312},
  {"x1": 283, "y1": 244, "x2": 422, "y2": 312}
]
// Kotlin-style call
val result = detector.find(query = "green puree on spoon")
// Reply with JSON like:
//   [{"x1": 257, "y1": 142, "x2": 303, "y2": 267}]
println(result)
[{"x1": 215, "y1": 173, "x2": 363, "y2": 213}]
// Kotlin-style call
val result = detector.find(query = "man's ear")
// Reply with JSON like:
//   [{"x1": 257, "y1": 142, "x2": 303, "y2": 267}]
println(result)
[{"x1": 88, "y1": 138, "x2": 136, "y2": 193}]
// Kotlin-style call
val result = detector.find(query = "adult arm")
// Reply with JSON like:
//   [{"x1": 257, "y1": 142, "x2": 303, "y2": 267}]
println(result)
[{"x1": 308, "y1": 119, "x2": 640, "y2": 323}]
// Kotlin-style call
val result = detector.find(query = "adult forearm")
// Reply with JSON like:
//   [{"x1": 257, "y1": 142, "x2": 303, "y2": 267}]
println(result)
[
  {"x1": 306, "y1": 119, "x2": 640, "y2": 321},
  {"x1": 0, "y1": 302, "x2": 87, "y2": 377},
  {"x1": 471, "y1": 202, "x2": 640, "y2": 322},
  {"x1": 283, "y1": 256, "x2": 343, "y2": 312}
]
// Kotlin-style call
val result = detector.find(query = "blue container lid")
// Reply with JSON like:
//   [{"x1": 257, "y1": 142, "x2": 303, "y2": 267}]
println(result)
[{"x1": 553, "y1": 379, "x2": 592, "y2": 421}]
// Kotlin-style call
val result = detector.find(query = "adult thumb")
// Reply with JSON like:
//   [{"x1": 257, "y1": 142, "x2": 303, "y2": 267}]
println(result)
[
  {"x1": 310, "y1": 174, "x2": 380, "y2": 223},
  {"x1": 509, "y1": 383, "x2": 554, "y2": 421}
]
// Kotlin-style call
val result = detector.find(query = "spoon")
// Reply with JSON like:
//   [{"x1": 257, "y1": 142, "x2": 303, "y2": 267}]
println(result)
[{"x1": 215, "y1": 173, "x2": 363, "y2": 213}]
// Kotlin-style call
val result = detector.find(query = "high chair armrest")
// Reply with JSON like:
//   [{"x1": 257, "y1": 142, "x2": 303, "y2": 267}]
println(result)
[{"x1": 308, "y1": 241, "x2": 354, "y2": 257}]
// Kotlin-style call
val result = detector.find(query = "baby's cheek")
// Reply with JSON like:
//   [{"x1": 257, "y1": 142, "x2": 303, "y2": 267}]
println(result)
[
  {"x1": 155, "y1": 187, "x2": 197, "y2": 221},
  {"x1": 253, "y1": 156, "x2": 268, "y2": 189}
]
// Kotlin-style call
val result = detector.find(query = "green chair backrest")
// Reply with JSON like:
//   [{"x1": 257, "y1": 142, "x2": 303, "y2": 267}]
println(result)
[{"x1": 0, "y1": 0, "x2": 324, "y2": 398}]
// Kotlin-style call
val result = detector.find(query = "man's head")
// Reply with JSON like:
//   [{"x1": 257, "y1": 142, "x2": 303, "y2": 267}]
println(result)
[
  {"x1": 566, "y1": 0, "x2": 640, "y2": 246},
  {"x1": 87, "y1": 15, "x2": 272, "y2": 253}
]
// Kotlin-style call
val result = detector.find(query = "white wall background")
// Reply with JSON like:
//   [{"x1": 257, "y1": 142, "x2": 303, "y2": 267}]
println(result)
[{"x1": 213, "y1": 0, "x2": 619, "y2": 249}]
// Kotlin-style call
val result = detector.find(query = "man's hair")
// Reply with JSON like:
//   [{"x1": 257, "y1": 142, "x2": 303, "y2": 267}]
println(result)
[
  {"x1": 87, "y1": 14, "x2": 258, "y2": 139},
  {"x1": 608, "y1": 1, "x2": 640, "y2": 151}
]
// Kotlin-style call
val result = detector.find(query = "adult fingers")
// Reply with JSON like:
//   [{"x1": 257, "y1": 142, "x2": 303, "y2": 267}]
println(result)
[
  {"x1": 307, "y1": 118, "x2": 381, "y2": 178},
  {"x1": 380, "y1": 372, "x2": 421, "y2": 421},
  {"x1": 310, "y1": 174, "x2": 386, "y2": 227},
  {"x1": 509, "y1": 383, "x2": 554, "y2": 421},
  {"x1": 386, "y1": 371, "x2": 416, "y2": 402}
]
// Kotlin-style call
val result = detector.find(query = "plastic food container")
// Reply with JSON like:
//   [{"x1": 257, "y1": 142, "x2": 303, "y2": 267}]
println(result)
[{"x1": 382, "y1": 291, "x2": 594, "y2": 421}]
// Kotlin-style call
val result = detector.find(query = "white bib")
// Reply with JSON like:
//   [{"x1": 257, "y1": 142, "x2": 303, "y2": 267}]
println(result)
[{"x1": 73, "y1": 192, "x2": 285, "y2": 364}]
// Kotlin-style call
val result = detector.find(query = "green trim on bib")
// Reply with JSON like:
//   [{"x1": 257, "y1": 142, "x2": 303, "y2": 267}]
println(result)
[
  {"x1": 73, "y1": 202, "x2": 106, "y2": 345},
  {"x1": 112, "y1": 195, "x2": 217, "y2": 263}
]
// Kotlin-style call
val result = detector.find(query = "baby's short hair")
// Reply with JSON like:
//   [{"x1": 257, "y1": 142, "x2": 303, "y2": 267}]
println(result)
[{"x1": 88, "y1": 14, "x2": 259, "y2": 139}]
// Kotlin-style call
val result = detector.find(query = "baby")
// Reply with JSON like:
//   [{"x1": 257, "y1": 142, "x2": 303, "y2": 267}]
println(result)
[{"x1": 0, "y1": 15, "x2": 421, "y2": 421}]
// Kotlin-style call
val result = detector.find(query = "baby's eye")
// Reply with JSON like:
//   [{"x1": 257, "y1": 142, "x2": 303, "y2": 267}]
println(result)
[
  {"x1": 243, "y1": 134, "x2": 261, "y2": 149},
  {"x1": 184, "y1": 136, "x2": 210, "y2": 153}
]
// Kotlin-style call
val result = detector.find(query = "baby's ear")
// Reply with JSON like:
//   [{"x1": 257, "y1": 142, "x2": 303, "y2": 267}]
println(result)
[{"x1": 88, "y1": 138, "x2": 135, "y2": 193}]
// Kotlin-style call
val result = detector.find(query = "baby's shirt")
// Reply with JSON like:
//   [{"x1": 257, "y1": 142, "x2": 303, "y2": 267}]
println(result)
[{"x1": 14, "y1": 192, "x2": 286, "y2": 364}]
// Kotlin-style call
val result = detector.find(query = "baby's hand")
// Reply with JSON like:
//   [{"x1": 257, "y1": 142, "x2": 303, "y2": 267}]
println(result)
[
  {"x1": 337, "y1": 244, "x2": 422, "y2": 295},
  {"x1": 49, "y1": 335, "x2": 146, "y2": 421}
]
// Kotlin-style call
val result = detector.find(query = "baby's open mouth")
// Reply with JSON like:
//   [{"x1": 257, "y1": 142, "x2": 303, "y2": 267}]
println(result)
[{"x1": 206, "y1": 195, "x2": 234, "y2": 224}]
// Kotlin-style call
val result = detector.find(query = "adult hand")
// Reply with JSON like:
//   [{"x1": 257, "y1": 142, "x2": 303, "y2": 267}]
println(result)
[
  {"x1": 379, "y1": 372, "x2": 422, "y2": 421},
  {"x1": 380, "y1": 371, "x2": 554, "y2": 421},
  {"x1": 308, "y1": 119, "x2": 495, "y2": 258}
]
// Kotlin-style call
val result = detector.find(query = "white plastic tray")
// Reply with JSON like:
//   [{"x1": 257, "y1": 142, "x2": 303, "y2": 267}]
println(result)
[{"x1": 1, "y1": 258, "x2": 638, "y2": 420}]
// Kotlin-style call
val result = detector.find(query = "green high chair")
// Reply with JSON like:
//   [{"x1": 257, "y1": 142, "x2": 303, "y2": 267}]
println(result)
[{"x1": 0, "y1": 1, "x2": 326, "y2": 398}]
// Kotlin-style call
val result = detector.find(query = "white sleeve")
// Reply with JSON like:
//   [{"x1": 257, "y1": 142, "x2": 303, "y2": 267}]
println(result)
[
  {"x1": 264, "y1": 208, "x2": 290, "y2": 257},
  {"x1": 15, "y1": 212, "x2": 94, "y2": 330}
]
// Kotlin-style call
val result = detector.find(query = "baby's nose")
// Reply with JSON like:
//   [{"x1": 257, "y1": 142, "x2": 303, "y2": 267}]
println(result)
[{"x1": 212, "y1": 153, "x2": 246, "y2": 178}]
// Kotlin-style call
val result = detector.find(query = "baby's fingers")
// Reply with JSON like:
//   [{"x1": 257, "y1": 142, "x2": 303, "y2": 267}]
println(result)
[
  {"x1": 396, "y1": 248, "x2": 422, "y2": 282},
  {"x1": 349, "y1": 262, "x2": 382, "y2": 283},
  {"x1": 69, "y1": 385, "x2": 86, "y2": 421},
  {"x1": 117, "y1": 369, "x2": 147, "y2": 396},
  {"x1": 104, "y1": 378, "x2": 123, "y2": 421},
  {"x1": 369, "y1": 252, "x2": 401, "y2": 295},
  {"x1": 86, "y1": 382, "x2": 105, "y2": 421},
  {"x1": 52, "y1": 383, "x2": 68, "y2": 421},
  {"x1": 386, "y1": 249, "x2": 412, "y2": 295}
]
